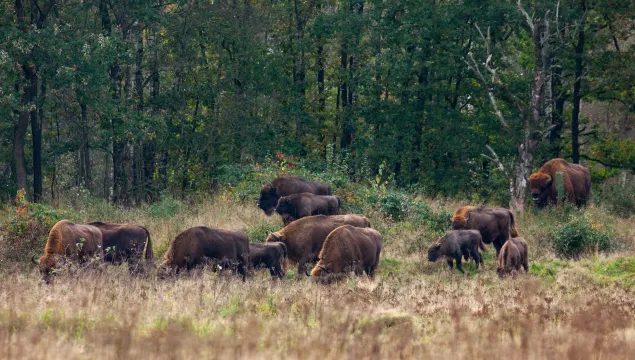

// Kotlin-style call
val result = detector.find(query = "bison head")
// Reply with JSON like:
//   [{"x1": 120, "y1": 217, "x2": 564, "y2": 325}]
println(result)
[
  {"x1": 451, "y1": 214, "x2": 469, "y2": 230},
  {"x1": 274, "y1": 197, "x2": 292, "y2": 216},
  {"x1": 265, "y1": 232, "x2": 283, "y2": 244},
  {"x1": 310, "y1": 263, "x2": 330, "y2": 277},
  {"x1": 258, "y1": 185, "x2": 279, "y2": 216},
  {"x1": 32, "y1": 255, "x2": 55, "y2": 284},
  {"x1": 427, "y1": 243, "x2": 441, "y2": 262},
  {"x1": 529, "y1": 172, "x2": 552, "y2": 207}
]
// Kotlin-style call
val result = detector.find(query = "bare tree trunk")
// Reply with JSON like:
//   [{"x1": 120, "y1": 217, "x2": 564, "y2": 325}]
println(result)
[
  {"x1": 13, "y1": 111, "x2": 29, "y2": 197},
  {"x1": 80, "y1": 101, "x2": 92, "y2": 190},
  {"x1": 571, "y1": 6, "x2": 586, "y2": 164}
]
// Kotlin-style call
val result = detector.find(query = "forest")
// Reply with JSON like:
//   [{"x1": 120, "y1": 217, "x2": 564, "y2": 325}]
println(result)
[
  {"x1": 1, "y1": 0, "x2": 633, "y2": 210},
  {"x1": 1, "y1": 1, "x2": 635, "y2": 358}
]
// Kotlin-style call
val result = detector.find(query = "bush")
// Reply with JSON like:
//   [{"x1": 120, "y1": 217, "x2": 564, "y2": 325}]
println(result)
[
  {"x1": 549, "y1": 214, "x2": 621, "y2": 259},
  {"x1": 411, "y1": 202, "x2": 452, "y2": 234},
  {"x1": 0, "y1": 190, "x2": 75, "y2": 262},
  {"x1": 246, "y1": 223, "x2": 280, "y2": 243},
  {"x1": 147, "y1": 197, "x2": 184, "y2": 219},
  {"x1": 378, "y1": 192, "x2": 412, "y2": 221},
  {"x1": 595, "y1": 181, "x2": 635, "y2": 218}
]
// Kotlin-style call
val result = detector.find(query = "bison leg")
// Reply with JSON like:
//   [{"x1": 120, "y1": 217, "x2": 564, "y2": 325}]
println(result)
[
  {"x1": 523, "y1": 260, "x2": 529, "y2": 273},
  {"x1": 455, "y1": 255, "x2": 464, "y2": 273},
  {"x1": 447, "y1": 259, "x2": 454, "y2": 271},
  {"x1": 471, "y1": 249, "x2": 480, "y2": 270}
]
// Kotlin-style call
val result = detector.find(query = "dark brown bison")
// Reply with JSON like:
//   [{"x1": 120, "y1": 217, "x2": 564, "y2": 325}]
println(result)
[
  {"x1": 31, "y1": 219, "x2": 102, "y2": 283},
  {"x1": 275, "y1": 193, "x2": 341, "y2": 225},
  {"x1": 497, "y1": 237, "x2": 529, "y2": 278},
  {"x1": 87, "y1": 222, "x2": 153, "y2": 273},
  {"x1": 309, "y1": 225, "x2": 382, "y2": 278},
  {"x1": 265, "y1": 214, "x2": 372, "y2": 276},
  {"x1": 451, "y1": 206, "x2": 518, "y2": 255},
  {"x1": 248, "y1": 242, "x2": 287, "y2": 278},
  {"x1": 529, "y1": 158, "x2": 591, "y2": 207},
  {"x1": 427, "y1": 230, "x2": 486, "y2": 273},
  {"x1": 257, "y1": 176, "x2": 331, "y2": 216},
  {"x1": 159, "y1": 227, "x2": 250, "y2": 281}
]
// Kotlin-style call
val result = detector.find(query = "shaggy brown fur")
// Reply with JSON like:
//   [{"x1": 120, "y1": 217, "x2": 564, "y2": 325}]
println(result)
[
  {"x1": 87, "y1": 222, "x2": 153, "y2": 273},
  {"x1": 427, "y1": 230, "x2": 486, "y2": 273},
  {"x1": 529, "y1": 158, "x2": 591, "y2": 207},
  {"x1": 159, "y1": 227, "x2": 250, "y2": 281},
  {"x1": 265, "y1": 214, "x2": 372, "y2": 275},
  {"x1": 275, "y1": 193, "x2": 341, "y2": 225},
  {"x1": 497, "y1": 237, "x2": 529, "y2": 278},
  {"x1": 451, "y1": 206, "x2": 518, "y2": 255},
  {"x1": 257, "y1": 176, "x2": 331, "y2": 216},
  {"x1": 248, "y1": 242, "x2": 288, "y2": 278},
  {"x1": 310, "y1": 225, "x2": 382, "y2": 278},
  {"x1": 34, "y1": 220, "x2": 102, "y2": 283}
]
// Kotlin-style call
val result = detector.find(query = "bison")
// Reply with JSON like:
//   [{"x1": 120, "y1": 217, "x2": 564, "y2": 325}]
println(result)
[
  {"x1": 427, "y1": 230, "x2": 486, "y2": 273},
  {"x1": 451, "y1": 206, "x2": 518, "y2": 255},
  {"x1": 257, "y1": 176, "x2": 331, "y2": 216},
  {"x1": 248, "y1": 242, "x2": 288, "y2": 278},
  {"x1": 87, "y1": 222, "x2": 153, "y2": 273},
  {"x1": 265, "y1": 214, "x2": 372, "y2": 276},
  {"x1": 309, "y1": 225, "x2": 382, "y2": 278},
  {"x1": 275, "y1": 193, "x2": 341, "y2": 225},
  {"x1": 32, "y1": 219, "x2": 102, "y2": 284},
  {"x1": 529, "y1": 158, "x2": 591, "y2": 207},
  {"x1": 497, "y1": 237, "x2": 529, "y2": 278},
  {"x1": 158, "y1": 227, "x2": 250, "y2": 281}
]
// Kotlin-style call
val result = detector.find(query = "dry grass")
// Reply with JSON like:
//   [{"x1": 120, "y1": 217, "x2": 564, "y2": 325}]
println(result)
[{"x1": 2, "y1": 197, "x2": 635, "y2": 359}]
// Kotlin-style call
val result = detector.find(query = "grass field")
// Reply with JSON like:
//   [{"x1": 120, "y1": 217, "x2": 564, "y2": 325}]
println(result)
[{"x1": 1, "y1": 195, "x2": 634, "y2": 359}]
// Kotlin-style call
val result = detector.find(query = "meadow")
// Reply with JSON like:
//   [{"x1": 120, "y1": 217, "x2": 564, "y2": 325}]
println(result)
[{"x1": 1, "y1": 187, "x2": 634, "y2": 359}]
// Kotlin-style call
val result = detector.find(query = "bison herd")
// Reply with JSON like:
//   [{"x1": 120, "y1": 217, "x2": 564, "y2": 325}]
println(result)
[{"x1": 32, "y1": 158, "x2": 590, "y2": 283}]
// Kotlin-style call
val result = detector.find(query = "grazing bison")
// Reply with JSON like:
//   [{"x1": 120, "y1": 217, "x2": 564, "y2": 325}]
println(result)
[
  {"x1": 265, "y1": 214, "x2": 372, "y2": 276},
  {"x1": 451, "y1": 206, "x2": 518, "y2": 255},
  {"x1": 309, "y1": 225, "x2": 382, "y2": 278},
  {"x1": 275, "y1": 193, "x2": 341, "y2": 225},
  {"x1": 87, "y1": 222, "x2": 153, "y2": 273},
  {"x1": 529, "y1": 158, "x2": 591, "y2": 207},
  {"x1": 249, "y1": 242, "x2": 288, "y2": 278},
  {"x1": 159, "y1": 227, "x2": 250, "y2": 281},
  {"x1": 32, "y1": 219, "x2": 102, "y2": 283},
  {"x1": 257, "y1": 176, "x2": 331, "y2": 216},
  {"x1": 497, "y1": 237, "x2": 529, "y2": 278},
  {"x1": 427, "y1": 230, "x2": 485, "y2": 273}
]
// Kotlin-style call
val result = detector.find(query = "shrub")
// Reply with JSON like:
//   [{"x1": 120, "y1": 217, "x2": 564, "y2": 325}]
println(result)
[
  {"x1": 411, "y1": 202, "x2": 452, "y2": 234},
  {"x1": 147, "y1": 197, "x2": 184, "y2": 219},
  {"x1": 595, "y1": 181, "x2": 635, "y2": 218},
  {"x1": 246, "y1": 223, "x2": 280, "y2": 243},
  {"x1": 549, "y1": 214, "x2": 621, "y2": 259},
  {"x1": 379, "y1": 192, "x2": 412, "y2": 221}
]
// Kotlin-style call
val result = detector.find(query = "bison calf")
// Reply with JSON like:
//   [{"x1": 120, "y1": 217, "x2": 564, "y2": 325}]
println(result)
[
  {"x1": 309, "y1": 225, "x2": 382, "y2": 278},
  {"x1": 427, "y1": 230, "x2": 485, "y2": 273},
  {"x1": 249, "y1": 242, "x2": 288, "y2": 278},
  {"x1": 497, "y1": 237, "x2": 529, "y2": 278},
  {"x1": 275, "y1": 193, "x2": 341, "y2": 225},
  {"x1": 257, "y1": 176, "x2": 332, "y2": 216},
  {"x1": 87, "y1": 222, "x2": 153, "y2": 274},
  {"x1": 159, "y1": 227, "x2": 250, "y2": 281}
]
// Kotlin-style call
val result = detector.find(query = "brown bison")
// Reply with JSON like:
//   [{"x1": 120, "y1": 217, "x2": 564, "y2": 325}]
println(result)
[
  {"x1": 529, "y1": 158, "x2": 591, "y2": 207},
  {"x1": 32, "y1": 219, "x2": 102, "y2": 283},
  {"x1": 265, "y1": 214, "x2": 372, "y2": 276},
  {"x1": 427, "y1": 230, "x2": 486, "y2": 273},
  {"x1": 451, "y1": 206, "x2": 518, "y2": 255},
  {"x1": 248, "y1": 242, "x2": 288, "y2": 278},
  {"x1": 87, "y1": 222, "x2": 153, "y2": 273},
  {"x1": 159, "y1": 227, "x2": 250, "y2": 281},
  {"x1": 275, "y1": 193, "x2": 341, "y2": 225},
  {"x1": 257, "y1": 176, "x2": 331, "y2": 216},
  {"x1": 497, "y1": 237, "x2": 529, "y2": 278},
  {"x1": 309, "y1": 225, "x2": 382, "y2": 278}
]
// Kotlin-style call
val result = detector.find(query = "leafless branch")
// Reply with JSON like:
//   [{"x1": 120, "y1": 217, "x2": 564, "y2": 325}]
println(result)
[
  {"x1": 481, "y1": 145, "x2": 505, "y2": 171},
  {"x1": 517, "y1": 0, "x2": 534, "y2": 32}
]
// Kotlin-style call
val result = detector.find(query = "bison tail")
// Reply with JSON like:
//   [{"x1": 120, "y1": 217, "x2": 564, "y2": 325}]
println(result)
[
  {"x1": 479, "y1": 240, "x2": 487, "y2": 252},
  {"x1": 143, "y1": 227, "x2": 154, "y2": 260},
  {"x1": 509, "y1": 211, "x2": 519, "y2": 238},
  {"x1": 337, "y1": 196, "x2": 342, "y2": 213}
]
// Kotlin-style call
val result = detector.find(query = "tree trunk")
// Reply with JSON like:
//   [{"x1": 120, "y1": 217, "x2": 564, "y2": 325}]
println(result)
[
  {"x1": 13, "y1": 111, "x2": 29, "y2": 197},
  {"x1": 571, "y1": 11, "x2": 585, "y2": 164},
  {"x1": 80, "y1": 101, "x2": 92, "y2": 190}
]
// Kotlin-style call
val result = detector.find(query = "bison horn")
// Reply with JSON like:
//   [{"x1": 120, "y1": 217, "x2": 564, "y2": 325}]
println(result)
[
  {"x1": 31, "y1": 255, "x2": 39, "y2": 265},
  {"x1": 318, "y1": 265, "x2": 328, "y2": 273},
  {"x1": 305, "y1": 270, "x2": 311, "y2": 277}
]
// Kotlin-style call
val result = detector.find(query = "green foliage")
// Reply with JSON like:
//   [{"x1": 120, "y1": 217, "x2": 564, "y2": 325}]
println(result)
[
  {"x1": 594, "y1": 181, "x2": 635, "y2": 218},
  {"x1": 549, "y1": 213, "x2": 621, "y2": 259},
  {"x1": 246, "y1": 223, "x2": 280, "y2": 243},
  {"x1": 147, "y1": 197, "x2": 184, "y2": 219}
]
